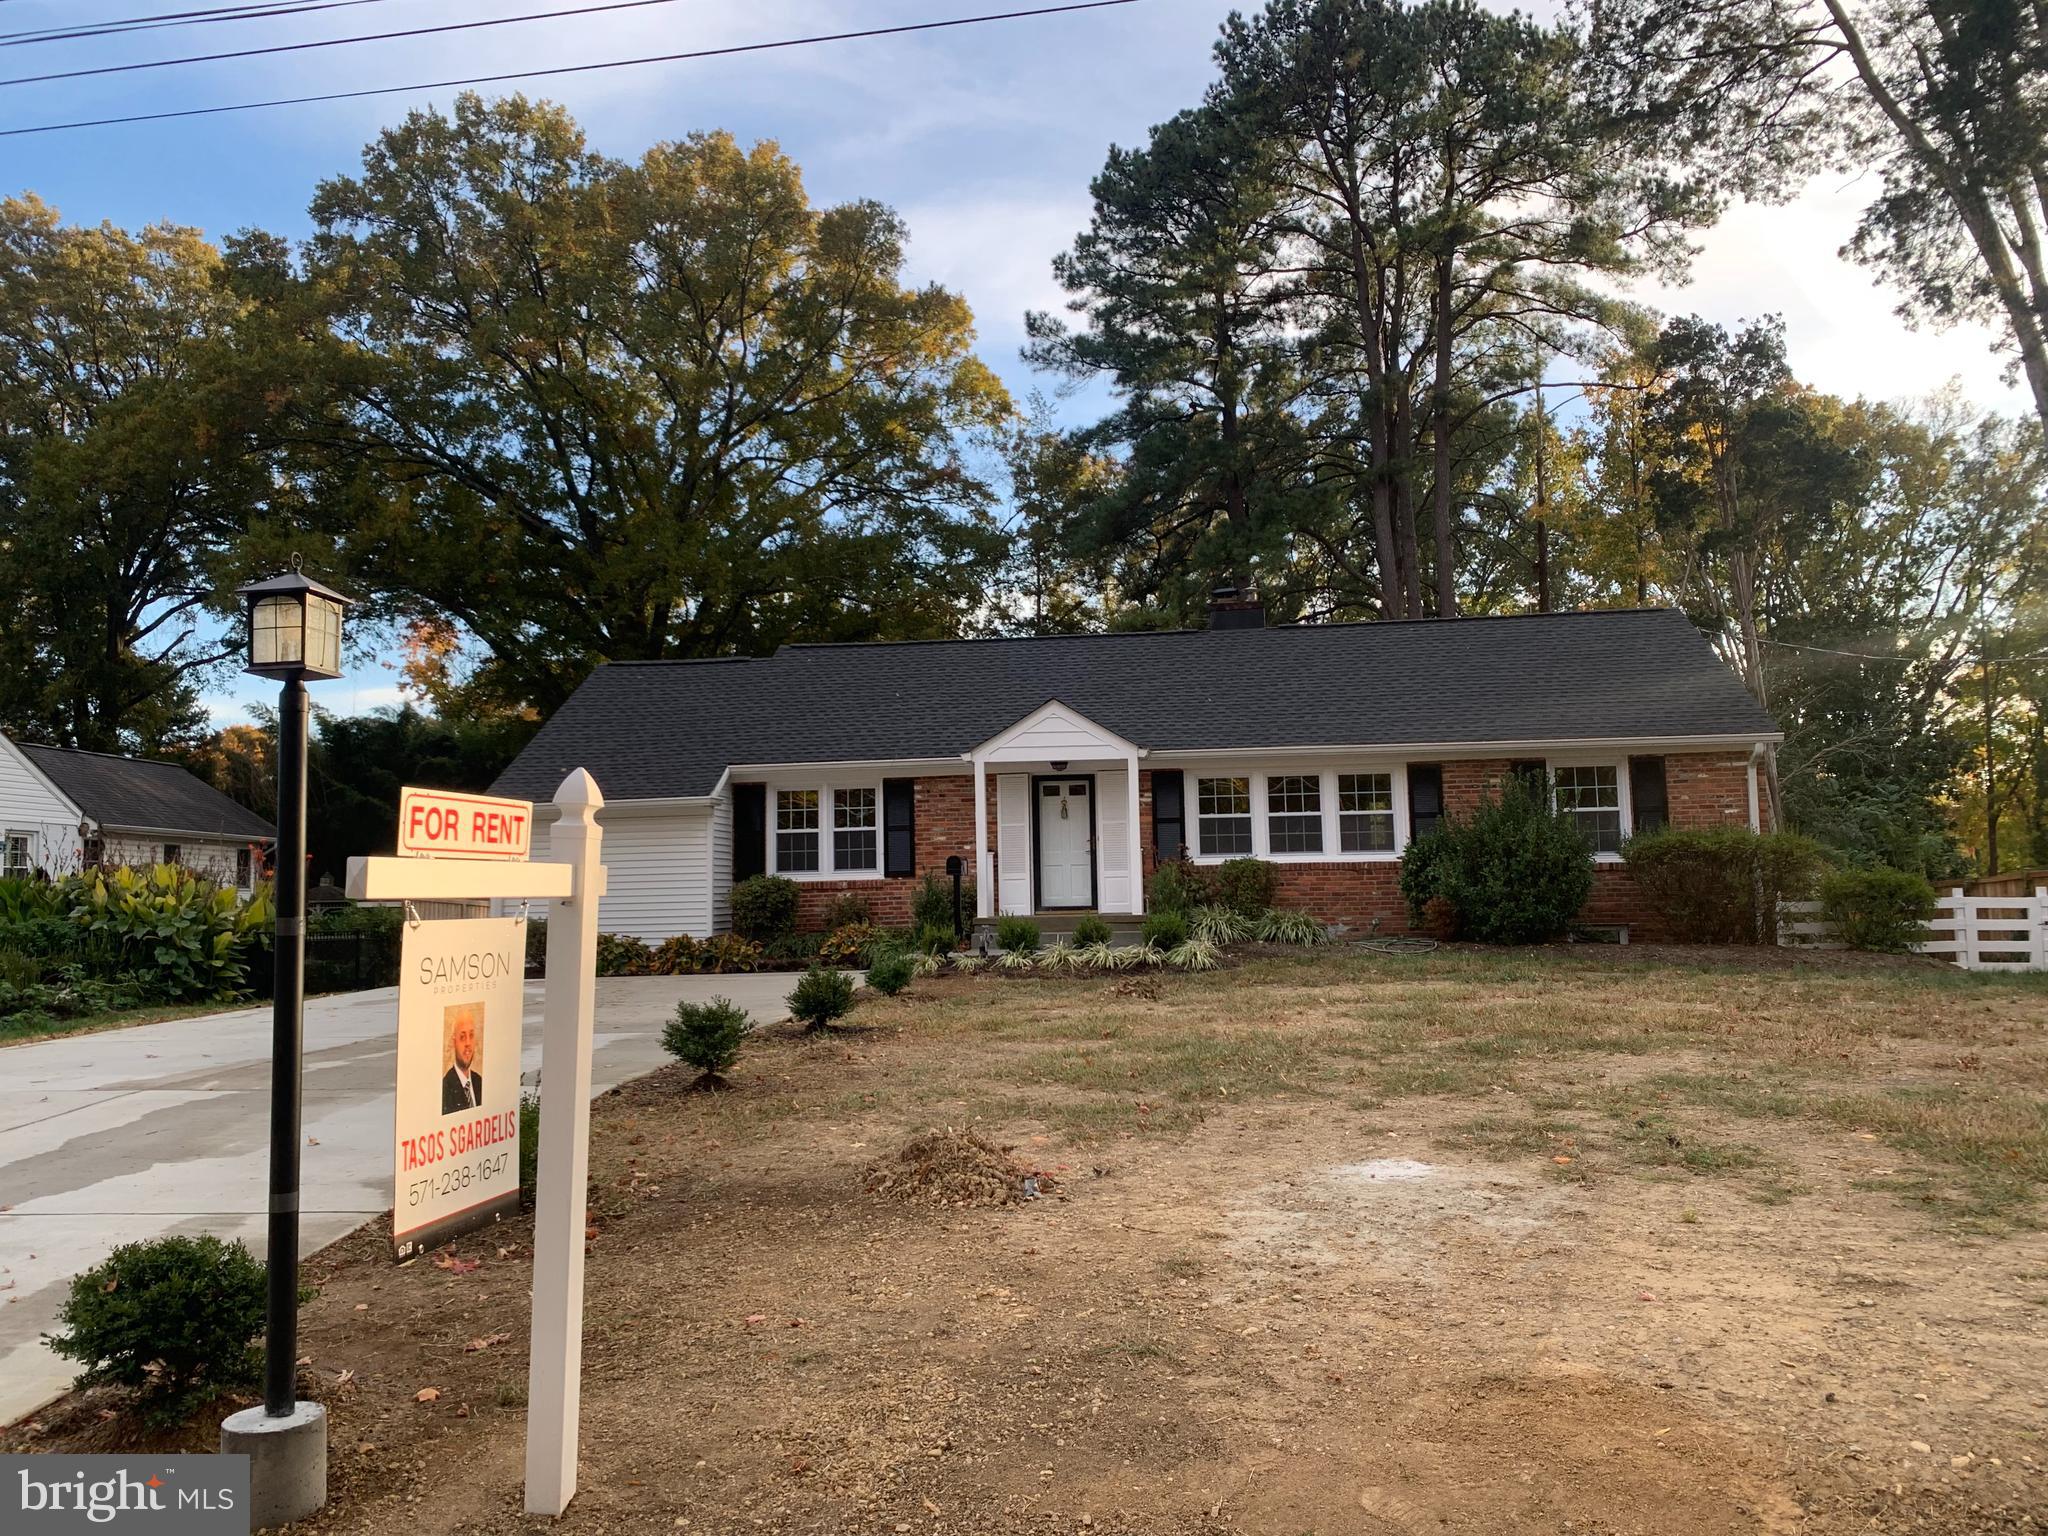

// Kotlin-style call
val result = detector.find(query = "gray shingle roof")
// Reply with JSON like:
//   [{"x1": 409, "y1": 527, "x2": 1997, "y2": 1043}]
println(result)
[
  {"x1": 491, "y1": 608, "x2": 1780, "y2": 803},
  {"x1": 18, "y1": 744, "x2": 275, "y2": 840}
]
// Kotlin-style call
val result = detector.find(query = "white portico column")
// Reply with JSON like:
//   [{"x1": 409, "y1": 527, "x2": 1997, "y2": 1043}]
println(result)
[
  {"x1": 1126, "y1": 749, "x2": 1144, "y2": 916},
  {"x1": 973, "y1": 754, "x2": 992, "y2": 919}
]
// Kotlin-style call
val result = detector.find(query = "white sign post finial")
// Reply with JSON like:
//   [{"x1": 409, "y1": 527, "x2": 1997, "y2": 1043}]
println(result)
[{"x1": 525, "y1": 768, "x2": 606, "y2": 1517}]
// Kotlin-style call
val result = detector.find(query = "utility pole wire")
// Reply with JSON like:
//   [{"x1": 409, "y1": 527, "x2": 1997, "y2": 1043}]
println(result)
[
  {"x1": 6, "y1": 0, "x2": 711, "y2": 85},
  {"x1": 0, "y1": 0, "x2": 1143, "y2": 137},
  {"x1": 2, "y1": 2, "x2": 395, "y2": 50}
]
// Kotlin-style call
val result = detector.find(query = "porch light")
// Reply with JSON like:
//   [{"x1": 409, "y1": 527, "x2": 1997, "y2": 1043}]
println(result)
[{"x1": 236, "y1": 564, "x2": 353, "y2": 681}]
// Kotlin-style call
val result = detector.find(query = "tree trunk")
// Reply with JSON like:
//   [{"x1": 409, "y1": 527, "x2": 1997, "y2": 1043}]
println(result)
[{"x1": 1431, "y1": 255, "x2": 1457, "y2": 617}]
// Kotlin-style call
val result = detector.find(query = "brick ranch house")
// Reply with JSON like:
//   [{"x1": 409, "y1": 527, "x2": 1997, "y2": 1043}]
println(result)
[{"x1": 489, "y1": 601, "x2": 1781, "y2": 941}]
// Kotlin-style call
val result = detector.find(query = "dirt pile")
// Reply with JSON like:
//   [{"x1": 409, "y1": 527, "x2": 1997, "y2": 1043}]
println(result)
[{"x1": 864, "y1": 1127, "x2": 1043, "y2": 1208}]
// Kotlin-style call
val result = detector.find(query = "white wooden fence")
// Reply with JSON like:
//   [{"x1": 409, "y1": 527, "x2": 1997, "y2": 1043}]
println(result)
[{"x1": 1780, "y1": 887, "x2": 2048, "y2": 972}]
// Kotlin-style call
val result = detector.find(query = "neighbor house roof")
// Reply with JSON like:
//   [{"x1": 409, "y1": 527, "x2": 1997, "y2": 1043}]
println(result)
[
  {"x1": 492, "y1": 608, "x2": 1780, "y2": 804},
  {"x1": 17, "y1": 743, "x2": 275, "y2": 840}
]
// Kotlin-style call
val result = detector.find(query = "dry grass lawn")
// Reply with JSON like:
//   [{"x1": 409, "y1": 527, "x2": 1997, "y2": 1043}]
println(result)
[{"x1": 11, "y1": 944, "x2": 2048, "y2": 1534}]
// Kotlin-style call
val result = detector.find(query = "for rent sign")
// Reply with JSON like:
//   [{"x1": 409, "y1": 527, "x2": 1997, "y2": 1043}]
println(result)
[
  {"x1": 397, "y1": 787, "x2": 533, "y2": 860},
  {"x1": 392, "y1": 916, "x2": 526, "y2": 1259}
]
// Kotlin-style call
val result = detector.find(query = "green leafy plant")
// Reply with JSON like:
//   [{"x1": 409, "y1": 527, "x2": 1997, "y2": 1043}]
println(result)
[
  {"x1": 865, "y1": 949, "x2": 916, "y2": 995},
  {"x1": 62, "y1": 865, "x2": 273, "y2": 1002},
  {"x1": 729, "y1": 875, "x2": 801, "y2": 942},
  {"x1": 0, "y1": 877, "x2": 66, "y2": 924},
  {"x1": 950, "y1": 952, "x2": 985, "y2": 974},
  {"x1": 915, "y1": 921, "x2": 956, "y2": 956},
  {"x1": 0, "y1": 946, "x2": 41, "y2": 991},
  {"x1": 1256, "y1": 909, "x2": 1328, "y2": 945},
  {"x1": 45, "y1": 1236, "x2": 265, "y2": 1426},
  {"x1": 763, "y1": 932, "x2": 824, "y2": 963},
  {"x1": 519, "y1": 1091, "x2": 541, "y2": 1205},
  {"x1": 1071, "y1": 913, "x2": 1113, "y2": 946},
  {"x1": 1623, "y1": 827, "x2": 1828, "y2": 943},
  {"x1": 1075, "y1": 940, "x2": 1118, "y2": 970},
  {"x1": 1189, "y1": 904, "x2": 1256, "y2": 945},
  {"x1": 1037, "y1": 939, "x2": 1084, "y2": 974},
  {"x1": 1140, "y1": 910, "x2": 1189, "y2": 950},
  {"x1": 595, "y1": 932, "x2": 655, "y2": 976},
  {"x1": 995, "y1": 915, "x2": 1042, "y2": 953},
  {"x1": 1397, "y1": 781, "x2": 1594, "y2": 944},
  {"x1": 818, "y1": 922, "x2": 882, "y2": 966},
  {"x1": 993, "y1": 947, "x2": 1036, "y2": 972},
  {"x1": 1210, "y1": 857, "x2": 1278, "y2": 917},
  {"x1": 661, "y1": 996, "x2": 754, "y2": 1086},
  {"x1": 1818, "y1": 867, "x2": 1939, "y2": 953},
  {"x1": 648, "y1": 934, "x2": 702, "y2": 975},
  {"x1": 788, "y1": 965, "x2": 856, "y2": 1029},
  {"x1": 1164, "y1": 937, "x2": 1221, "y2": 972},
  {"x1": 699, "y1": 933, "x2": 764, "y2": 974},
  {"x1": 1145, "y1": 856, "x2": 1210, "y2": 916}
]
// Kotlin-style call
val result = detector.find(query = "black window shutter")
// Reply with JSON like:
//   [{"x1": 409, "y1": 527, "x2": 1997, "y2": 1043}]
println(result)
[
  {"x1": 1152, "y1": 770, "x2": 1186, "y2": 863},
  {"x1": 1629, "y1": 755, "x2": 1670, "y2": 833},
  {"x1": 732, "y1": 783, "x2": 767, "y2": 882},
  {"x1": 1407, "y1": 764, "x2": 1443, "y2": 841},
  {"x1": 882, "y1": 778, "x2": 916, "y2": 878}
]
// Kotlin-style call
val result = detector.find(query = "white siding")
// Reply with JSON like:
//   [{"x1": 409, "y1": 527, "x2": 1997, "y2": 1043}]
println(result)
[
  {"x1": 708, "y1": 790, "x2": 733, "y2": 934},
  {"x1": 513, "y1": 809, "x2": 716, "y2": 942},
  {"x1": 0, "y1": 738, "x2": 83, "y2": 876},
  {"x1": 101, "y1": 834, "x2": 256, "y2": 888}
]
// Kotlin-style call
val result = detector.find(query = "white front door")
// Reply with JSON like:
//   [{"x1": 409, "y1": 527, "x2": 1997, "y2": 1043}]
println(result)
[{"x1": 1037, "y1": 778, "x2": 1094, "y2": 909}]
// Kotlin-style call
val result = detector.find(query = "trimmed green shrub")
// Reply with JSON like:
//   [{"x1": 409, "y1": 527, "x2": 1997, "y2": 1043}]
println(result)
[
  {"x1": 595, "y1": 932, "x2": 655, "y2": 976},
  {"x1": 996, "y1": 916, "x2": 1042, "y2": 952},
  {"x1": 788, "y1": 965, "x2": 856, "y2": 1029},
  {"x1": 914, "y1": 921, "x2": 956, "y2": 955},
  {"x1": 1398, "y1": 780, "x2": 1594, "y2": 944},
  {"x1": 866, "y1": 949, "x2": 916, "y2": 995},
  {"x1": 1071, "y1": 914, "x2": 1113, "y2": 946},
  {"x1": 1818, "y1": 867, "x2": 1938, "y2": 953},
  {"x1": 1145, "y1": 857, "x2": 1210, "y2": 916},
  {"x1": 1141, "y1": 910, "x2": 1188, "y2": 950},
  {"x1": 1210, "y1": 857, "x2": 1278, "y2": 917},
  {"x1": 762, "y1": 933, "x2": 822, "y2": 963},
  {"x1": 46, "y1": 1236, "x2": 266, "y2": 1425},
  {"x1": 661, "y1": 996, "x2": 754, "y2": 1084},
  {"x1": 1623, "y1": 827, "x2": 1829, "y2": 944},
  {"x1": 910, "y1": 872, "x2": 974, "y2": 937},
  {"x1": 729, "y1": 875, "x2": 801, "y2": 942}
]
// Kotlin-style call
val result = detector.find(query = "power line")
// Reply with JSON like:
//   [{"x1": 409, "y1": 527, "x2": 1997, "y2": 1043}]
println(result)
[
  {"x1": 5, "y1": 0, "x2": 704, "y2": 85},
  {"x1": 0, "y1": 0, "x2": 1144, "y2": 137},
  {"x1": 1, "y1": 1, "x2": 393, "y2": 47}
]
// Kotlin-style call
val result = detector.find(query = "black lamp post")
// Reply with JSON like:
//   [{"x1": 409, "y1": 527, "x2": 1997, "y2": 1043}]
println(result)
[{"x1": 235, "y1": 566, "x2": 352, "y2": 1419}]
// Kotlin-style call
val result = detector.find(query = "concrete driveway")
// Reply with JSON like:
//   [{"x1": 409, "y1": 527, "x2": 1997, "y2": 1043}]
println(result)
[{"x1": 0, "y1": 972, "x2": 810, "y2": 1425}]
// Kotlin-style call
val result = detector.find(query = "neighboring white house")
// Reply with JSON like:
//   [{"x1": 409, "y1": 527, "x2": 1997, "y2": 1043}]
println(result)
[{"x1": 0, "y1": 731, "x2": 273, "y2": 888}]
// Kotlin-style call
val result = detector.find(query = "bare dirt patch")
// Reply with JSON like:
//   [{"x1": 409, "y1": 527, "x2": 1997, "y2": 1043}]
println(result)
[{"x1": 8, "y1": 948, "x2": 2047, "y2": 1534}]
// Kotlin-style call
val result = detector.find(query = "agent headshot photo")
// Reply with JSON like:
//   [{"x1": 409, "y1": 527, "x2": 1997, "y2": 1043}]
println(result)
[{"x1": 441, "y1": 1003, "x2": 485, "y2": 1115}]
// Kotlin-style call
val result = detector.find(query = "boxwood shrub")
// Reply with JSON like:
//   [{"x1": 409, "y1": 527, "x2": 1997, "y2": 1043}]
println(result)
[
  {"x1": 729, "y1": 875, "x2": 801, "y2": 942},
  {"x1": 1818, "y1": 867, "x2": 1938, "y2": 953},
  {"x1": 1622, "y1": 827, "x2": 1828, "y2": 944},
  {"x1": 1398, "y1": 780, "x2": 1593, "y2": 944}
]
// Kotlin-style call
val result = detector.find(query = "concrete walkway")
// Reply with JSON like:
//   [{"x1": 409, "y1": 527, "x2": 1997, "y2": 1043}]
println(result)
[{"x1": 0, "y1": 972, "x2": 807, "y2": 1425}]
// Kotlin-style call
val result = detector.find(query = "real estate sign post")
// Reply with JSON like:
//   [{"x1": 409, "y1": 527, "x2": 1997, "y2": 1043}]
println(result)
[{"x1": 345, "y1": 770, "x2": 607, "y2": 1519}]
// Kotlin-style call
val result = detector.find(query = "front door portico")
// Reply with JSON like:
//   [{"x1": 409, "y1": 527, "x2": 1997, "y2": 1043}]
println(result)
[{"x1": 1035, "y1": 777, "x2": 1094, "y2": 909}]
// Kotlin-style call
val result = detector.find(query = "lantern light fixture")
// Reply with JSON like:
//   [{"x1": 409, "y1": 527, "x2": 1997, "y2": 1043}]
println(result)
[{"x1": 236, "y1": 563, "x2": 353, "y2": 681}]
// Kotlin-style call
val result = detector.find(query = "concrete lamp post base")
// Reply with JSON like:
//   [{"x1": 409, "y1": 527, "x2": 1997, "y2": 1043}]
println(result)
[{"x1": 221, "y1": 1400, "x2": 328, "y2": 1530}]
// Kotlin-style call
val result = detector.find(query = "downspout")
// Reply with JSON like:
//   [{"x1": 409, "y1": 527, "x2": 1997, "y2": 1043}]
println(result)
[{"x1": 1747, "y1": 742, "x2": 1764, "y2": 833}]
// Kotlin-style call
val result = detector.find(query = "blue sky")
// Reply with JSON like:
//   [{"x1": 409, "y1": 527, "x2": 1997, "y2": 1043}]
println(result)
[{"x1": 2, "y1": 0, "x2": 2023, "y2": 726}]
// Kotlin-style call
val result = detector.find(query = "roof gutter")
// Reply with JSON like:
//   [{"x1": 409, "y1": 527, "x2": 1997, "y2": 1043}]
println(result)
[{"x1": 97, "y1": 823, "x2": 275, "y2": 842}]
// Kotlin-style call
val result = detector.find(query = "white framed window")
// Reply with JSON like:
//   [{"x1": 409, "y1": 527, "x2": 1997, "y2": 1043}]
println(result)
[
  {"x1": 3, "y1": 832, "x2": 30, "y2": 880},
  {"x1": 161, "y1": 843, "x2": 182, "y2": 867},
  {"x1": 236, "y1": 847, "x2": 254, "y2": 889},
  {"x1": 1337, "y1": 773, "x2": 1396, "y2": 852},
  {"x1": 833, "y1": 787, "x2": 878, "y2": 872},
  {"x1": 774, "y1": 790, "x2": 820, "y2": 873},
  {"x1": 1266, "y1": 775, "x2": 1323, "y2": 854},
  {"x1": 1552, "y1": 764, "x2": 1624, "y2": 855},
  {"x1": 1196, "y1": 777, "x2": 1253, "y2": 856}
]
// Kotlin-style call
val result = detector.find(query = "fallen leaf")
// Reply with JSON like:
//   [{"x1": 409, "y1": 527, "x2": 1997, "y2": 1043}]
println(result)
[
  {"x1": 414, "y1": 1387, "x2": 441, "y2": 1403},
  {"x1": 333, "y1": 1369, "x2": 355, "y2": 1387},
  {"x1": 1552, "y1": 1155, "x2": 1573, "y2": 1166},
  {"x1": 431, "y1": 1253, "x2": 481, "y2": 1275},
  {"x1": 353, "y1": 1303, "x2": 368, "y2": 1312},
  {"x1": 454, "y1": 1403, "x2": 471, "y2": 1419},
  {"x1": 743, "y1": 1313, "x2": 768, "y2": 1326},
  {"x1": 465, "y1": 1332, "x2": 511, "y2": 1354}
]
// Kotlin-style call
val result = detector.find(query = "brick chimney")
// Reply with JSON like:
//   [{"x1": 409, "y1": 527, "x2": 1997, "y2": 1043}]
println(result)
[{"x1": 1208, "y1": 584, "x2": 1266, "y2": 630}]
